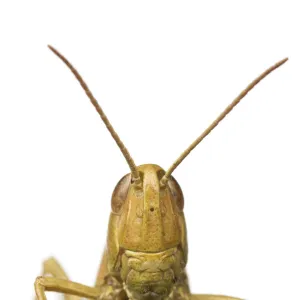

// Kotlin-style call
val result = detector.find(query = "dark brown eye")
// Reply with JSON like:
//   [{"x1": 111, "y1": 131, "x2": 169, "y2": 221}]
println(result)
[
  {"x1": 111, "y1": 174, "x2": 131, "y2": 213},
  {"x1": 168, "y1": 176, "x2": 184, "y2": 211}
]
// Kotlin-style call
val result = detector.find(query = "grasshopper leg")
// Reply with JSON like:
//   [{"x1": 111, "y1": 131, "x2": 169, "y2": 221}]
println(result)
[
  {"x1": 34, "y1": 276, "x2": 100, "y2": 300},
  {"x1": 35, "y1": 257, "x2": 80, "y2": 300},
  {"x1": 190, "y1": 295, "x2": 244, "y2": 300},
  {"x1": 41, "y1": 257, "x2": 69, "y2": 279}
]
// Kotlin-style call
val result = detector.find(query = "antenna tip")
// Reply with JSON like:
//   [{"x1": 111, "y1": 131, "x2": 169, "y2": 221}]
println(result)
[
  {"x1": 280, "y1": 57, "x2": 289, "y2": 65},
  {"x1": 47, "y1": 45, "x2": 65, "y2": 63},
  {"x1": 48, "y1": 45, "x2": 57, "y2": 53}
]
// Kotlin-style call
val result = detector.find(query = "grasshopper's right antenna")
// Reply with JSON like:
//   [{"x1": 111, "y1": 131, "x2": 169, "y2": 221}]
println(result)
[
  {"x1": 48, "y1": 45, "x2": 141, "y2": 185},
  {"x1": 161, "y1": 57, "x2": 288, "y2": 187}
]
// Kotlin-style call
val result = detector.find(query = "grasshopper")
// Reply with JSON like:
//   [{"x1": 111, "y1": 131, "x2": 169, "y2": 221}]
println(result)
[{"x1": 34, "y1": 46, "x2": 288, "y2": 300}]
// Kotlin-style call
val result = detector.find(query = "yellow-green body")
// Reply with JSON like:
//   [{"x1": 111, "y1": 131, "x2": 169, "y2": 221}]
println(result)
[
  {"x1": 35, "y1": 165, "x2": 242, "y2": 300},
  {"x1": 97, "y1": 164, "x2": 188, "y2": 300},
  {"x1": 34, "y1": 46, "x2": 287, "y2": 300}
]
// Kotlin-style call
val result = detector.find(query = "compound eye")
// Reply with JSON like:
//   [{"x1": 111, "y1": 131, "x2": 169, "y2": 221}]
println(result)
[
  {"x1": 111, "y1": 174, "x2": 131, "y2": 213},
  {"x1": 168, "y1": 176, "x2": 184, "y2": 211}
]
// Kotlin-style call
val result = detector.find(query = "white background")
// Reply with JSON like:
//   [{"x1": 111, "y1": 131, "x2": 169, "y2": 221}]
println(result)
[{"x1": 0, "y1": 1, "x2": 299, "y2": 300}]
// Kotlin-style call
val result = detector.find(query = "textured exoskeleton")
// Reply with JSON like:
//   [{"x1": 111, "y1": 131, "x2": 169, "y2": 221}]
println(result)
[{"x1": 34, "y1": 46, "x2": 287, "y2": 300}]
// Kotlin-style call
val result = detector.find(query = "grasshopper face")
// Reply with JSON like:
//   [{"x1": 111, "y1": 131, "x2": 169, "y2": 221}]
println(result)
[{"x1": 107, "y1": 164, "x2": 188, "y2": 300}]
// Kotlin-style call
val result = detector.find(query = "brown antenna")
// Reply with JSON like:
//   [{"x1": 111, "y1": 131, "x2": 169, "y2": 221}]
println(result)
[
  {"x1": 48, "y1": 45, "x2": 141, "y2": 185},
  {"x1": 161, "y1": 57, "x2": 288, "y2": 187}
]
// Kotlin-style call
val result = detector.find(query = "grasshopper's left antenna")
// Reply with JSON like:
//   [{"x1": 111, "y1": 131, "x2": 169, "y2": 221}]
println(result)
[
  {"x1": 161, "y1": 57, "x2": 288, "y2": 187},
  {"x1": 48, "y1": 45, "x2": 141, "y2": 185}
]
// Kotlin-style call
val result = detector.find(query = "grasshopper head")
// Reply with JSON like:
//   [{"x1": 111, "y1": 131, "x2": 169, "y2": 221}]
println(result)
[
  {"x1": 112, "y1": 164, "x2": 185, "y2": 252},
  {"x1": 108, "y1": 164, "x2": 188, "y2": 300}
]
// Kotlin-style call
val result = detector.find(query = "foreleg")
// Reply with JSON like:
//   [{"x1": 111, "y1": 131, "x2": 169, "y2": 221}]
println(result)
[
  {"x1": 35, "y1": 274, "x2": 127, "y2": 300},
  {"x1": 190, "y1": 295, "x2": 243, "y2": 300},
  {"x1": 36, "y1": 257, "x2": 80, "y2": 300},
  {"x1": 34, "y1": 277, "x2": 100, "y2": 300}
]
